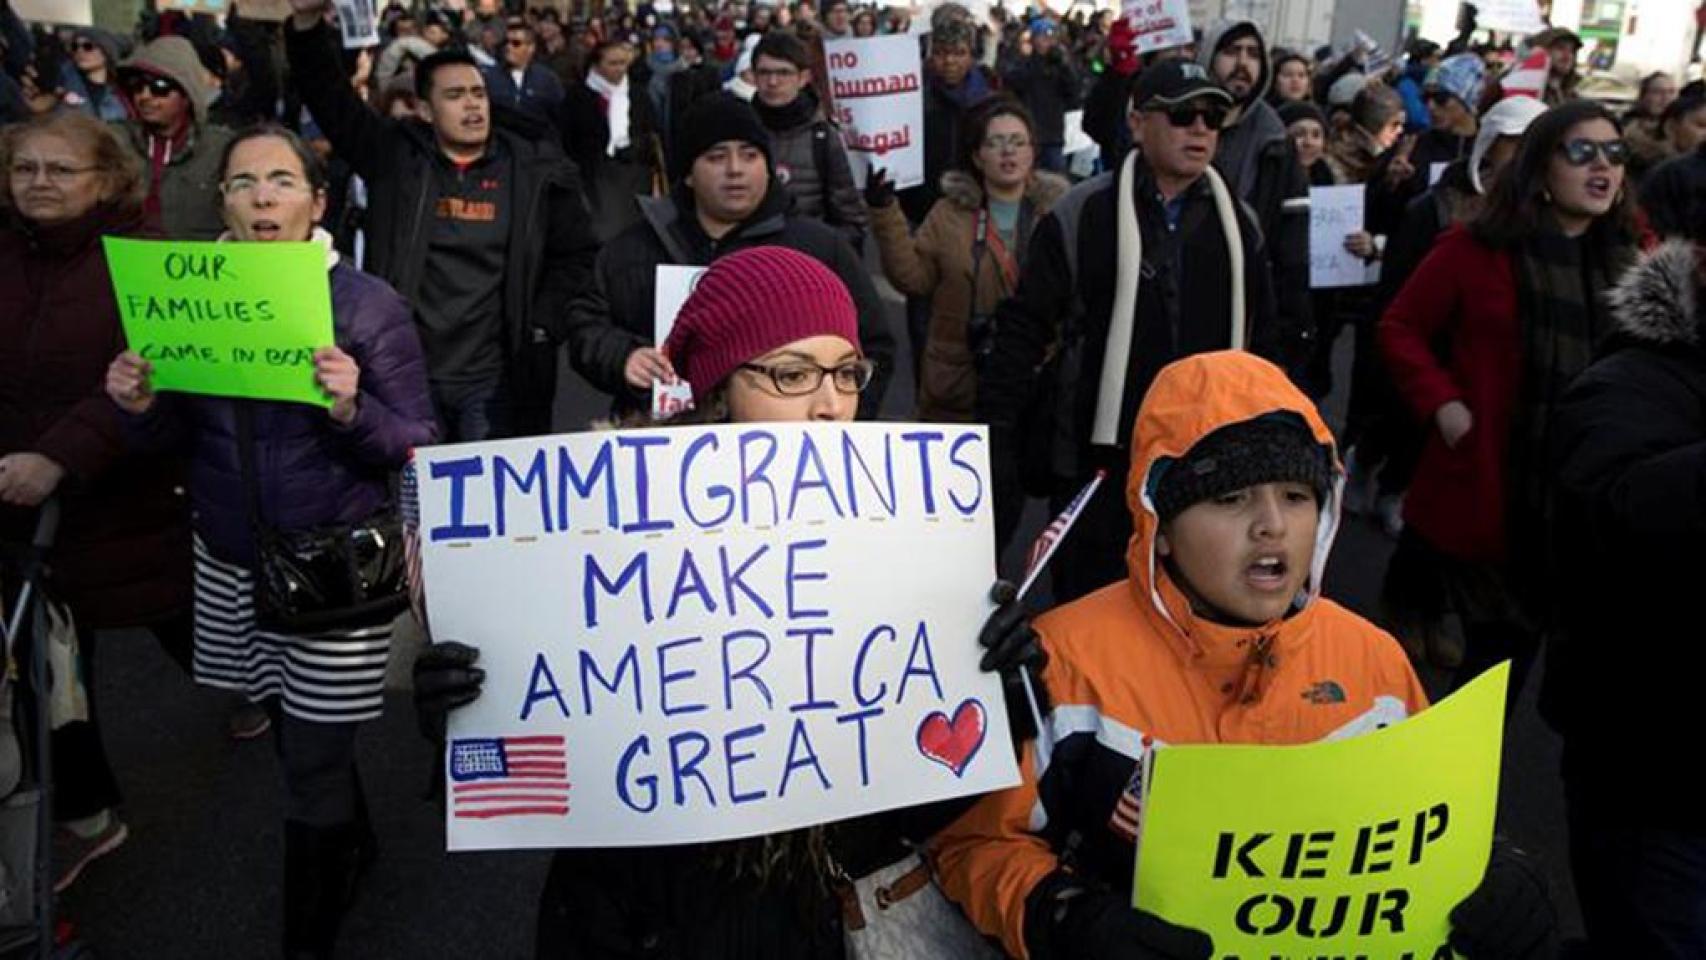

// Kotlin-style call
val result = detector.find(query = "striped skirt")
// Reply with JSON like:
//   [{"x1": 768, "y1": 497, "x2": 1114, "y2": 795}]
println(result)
[{"x1": 191, "y1": 536, "x2": 391, "y2": 724}]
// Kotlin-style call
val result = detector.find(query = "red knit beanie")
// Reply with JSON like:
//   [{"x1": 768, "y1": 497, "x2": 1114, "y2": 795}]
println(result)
[{"x1": 662, "y1": 246, "x2": 862, "y2": 403}]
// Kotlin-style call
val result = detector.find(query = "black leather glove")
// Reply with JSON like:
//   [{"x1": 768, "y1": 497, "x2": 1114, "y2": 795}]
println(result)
[
  {"x1": 1449, "y1": 839, "x2": 1558, "y2": 960},
  {"x1": 980, "y1": 580, "x2": 1051, "y2": 742},
  {"x1": 1025, "y1": 871, "x2": 1214, "y2": 960},
  {"x1": 863, "y1": 167, "x2": 896, "y2": 209},
  {"x1": 413, "y1": 641, "x2": 485, "y2": 745}
]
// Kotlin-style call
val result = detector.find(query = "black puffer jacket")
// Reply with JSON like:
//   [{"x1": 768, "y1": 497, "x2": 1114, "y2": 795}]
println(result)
[
  {"x1": 1545, "y1": 239, "x2": 1706, "y2": 828},
  {"x1": 563, "y1": 181, "x2": 896, "y2": 419},
  {"x1": 286, "y1": 19, "x2": 597, "y2": 434}
]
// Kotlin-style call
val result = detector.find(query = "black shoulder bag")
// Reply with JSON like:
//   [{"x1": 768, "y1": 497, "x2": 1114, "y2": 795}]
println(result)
[{"x1": 235, "y1": 404, "x2": 408, "y2": 635}]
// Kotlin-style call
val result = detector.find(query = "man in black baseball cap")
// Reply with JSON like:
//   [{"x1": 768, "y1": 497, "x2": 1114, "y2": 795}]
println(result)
[{"x1": 975, "y1": 56, "x2": 1289, "y2": 600}]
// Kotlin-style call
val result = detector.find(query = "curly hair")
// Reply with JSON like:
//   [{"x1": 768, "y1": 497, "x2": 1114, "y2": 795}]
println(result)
[{"x1": 0, "y1": 110, "x2": 147, "y2": 217}]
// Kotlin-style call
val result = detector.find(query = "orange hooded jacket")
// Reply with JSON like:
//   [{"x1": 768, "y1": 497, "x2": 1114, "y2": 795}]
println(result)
[{"x1": 932, "y1": 351, "x2": 1429, "y2": 959}]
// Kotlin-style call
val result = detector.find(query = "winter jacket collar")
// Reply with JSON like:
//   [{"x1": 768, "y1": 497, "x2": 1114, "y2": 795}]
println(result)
[
  {"x1": 658, "y1": 175, "x2": 790, "y2": 256},
  {"x1": 753, "y1": 86, "x2": 821, "y2": 133},
  {"x1": 938, "y1": 168, "x2": 1070, "y2": 211},
  {"x1": 1122, "y1": 351, "x2": 1344, "y2": 693},
  {"x1": 1608, "y1": 239, "x2": 1703, "y2": 347},
  {"x1": 23, "y1": 201, "x2": 143, "y2": 257}
]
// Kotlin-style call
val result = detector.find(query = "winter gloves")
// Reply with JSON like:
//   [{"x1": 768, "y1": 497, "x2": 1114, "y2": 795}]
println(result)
[
  {"x1": 863, "y1": 167, "x2": 896, "y2": 209},
  {"x1": 412, "y1": 640, "x2": 484, "y2": 745},
  {"x1": 979, "y1": 579, "x2": 1051, "y2": 743},
  {"x1": 1449, "y1": 839, "x2": 1559, "y2": 959},
  {"x1": 1024, "y1": 870, "x2": 1214, "y2": 960}
]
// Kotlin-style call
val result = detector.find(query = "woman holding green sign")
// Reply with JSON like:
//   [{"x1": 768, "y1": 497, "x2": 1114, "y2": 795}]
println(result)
[{"x1": 104, "y1": 124, "x2": 437, "y2": 960}]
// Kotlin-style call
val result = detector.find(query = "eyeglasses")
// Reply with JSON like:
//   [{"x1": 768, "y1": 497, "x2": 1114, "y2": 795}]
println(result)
[
  {"x1": 220, "y1": 172, "x2": 312, "y2": 197},
  {"x1": 1149, "y1": 104, "x2": 1228, "y2": 131},
  {"x1": 982, "y1": 133, "x2": 1032, "y2": 152},
  {"x1": 754, "y1": 66, "x2": 800, "y2": 80},
  {"x1": 1557, "y1": 138, "x2": 1629, "y2": 167},
  {"x1": 738, "y1": 358, "x2": 877, "y2": 396},
  {"x1": 9, "y1": 160, "x2": 97, "y2": 183},
  {"x1": 124, "y1": 75, "x2": 181, "y2": 99}
]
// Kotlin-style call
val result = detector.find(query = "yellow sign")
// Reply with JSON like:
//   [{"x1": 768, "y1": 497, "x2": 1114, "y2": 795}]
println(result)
[{"x1": 1134, "y1": 664, "x2": 1508, "y2": 959}]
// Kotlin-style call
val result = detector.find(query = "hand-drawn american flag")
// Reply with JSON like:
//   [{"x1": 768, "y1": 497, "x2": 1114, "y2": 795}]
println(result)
[
  {"x1": 449, "y1": 735, "x2": 572, "y2": 820},
  {"x1": 1019, "y1": 470, "x2": 1106, "y2": 591},
  {"x1": 400, "y1": 457, "x2": 426, "y2": 628}
]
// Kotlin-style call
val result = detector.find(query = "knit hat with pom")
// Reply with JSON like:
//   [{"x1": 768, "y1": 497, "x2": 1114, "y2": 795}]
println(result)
[{"x1": 661, "y1": 246, "x2": 861, "y2": 403}]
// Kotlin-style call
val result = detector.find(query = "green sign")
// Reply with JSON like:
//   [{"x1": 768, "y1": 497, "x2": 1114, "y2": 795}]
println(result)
[
  {"x1": 1134, "y1": 665, "x2": 1508, "y2": 959},
  {"x1": 105, "y1": 237, "x2": 336, "y2": 408}
]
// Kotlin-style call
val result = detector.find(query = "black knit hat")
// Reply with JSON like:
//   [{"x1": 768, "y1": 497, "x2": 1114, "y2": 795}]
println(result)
[
  {"x1": 1151, "y1": 417, "x2": 1333, "y2": 522},
  {"x1": 672, "y1": 93, "x2": 774, "y2": 183}
]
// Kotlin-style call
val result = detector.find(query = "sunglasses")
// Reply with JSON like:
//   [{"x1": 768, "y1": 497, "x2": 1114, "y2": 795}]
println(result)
[
  {"x1": 125, "y1": 75, "x2": 181, "y2": 98},
  {"x1": 71, "y1": 39, "x2": 101, "y2": 53},
  {"x1": 1150, "y1": 104, "x2": 1228, "y2": 131},
  {"x1": 1557, "y1": 138, "x2": 1629, "y2": 167}
]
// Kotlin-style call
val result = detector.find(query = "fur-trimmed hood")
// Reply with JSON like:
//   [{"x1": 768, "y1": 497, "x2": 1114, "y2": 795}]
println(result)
[
  {"x1": 1608, "y1": 240, "x2": 1702, "y2": 347},
  {"x1": 938, "y1": 168, "x2": 1071, "y2": 212}
]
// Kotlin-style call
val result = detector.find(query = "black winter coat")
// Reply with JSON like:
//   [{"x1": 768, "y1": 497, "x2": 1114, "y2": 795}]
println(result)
[
  {"x1": 285, "y1": 20, "x2": 598, "y2": 435},
  {"x1": 1545, "y1": 239, "x2": 1706, "y2": 829},
  {"x1": 1640, "y1": 145, "x2": 1706, "y2": 242},
  {"x1": 563, "y1": 182, "x2": 896, "y2": 420},
  {"x1": 977, "y1": 159, "x2": 1279, "y2": 535},
  {"x1": 560, "y1": 76, "x2": 664, "y2": 187},
  {"x1": 1002, "y1": 51, "x2": 1079, "y2": 146}
]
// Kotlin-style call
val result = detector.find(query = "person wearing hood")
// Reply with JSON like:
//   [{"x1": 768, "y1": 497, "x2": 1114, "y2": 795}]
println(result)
[
  {"x1": 286, "y1": 0, "x2": 598, "y2": 440},
  {"x1": 561, "y1": 39, "x2": 664, "y2": 242},
  {"x1": 935, "y1": 349, "x2": 1557, "y2": 960},
  {"x1": 976, "y1": 61, "x2": 1280, "y2": 593},
  {"x1": 1266, "y1": 47, "x2": 1311, "y2": 108},
  {"x1": 563, "y1": 93, "x2": 894, "y2": 421},
  {"x1": 58, "y1": 28, "x2": 126, "y2": 122},
  {"x1": 1002, "y1": 16, "x2": 1079, "y2": 173},
  {"x1": 1198, "y1": 20, "x2": 1313, "y2": 380},
  {"x1": 1546, "y1": 226, "x2": 1706, "y2": 957},
  {"x1": 750, "y1": 31, "x2": 867, "y2": 250},
  {"x1": 115, "y1": 35, "x2": 233, "y2": 240},
  {"x1": 483, "y1": 20, "x2": 566, "y2": 125}
]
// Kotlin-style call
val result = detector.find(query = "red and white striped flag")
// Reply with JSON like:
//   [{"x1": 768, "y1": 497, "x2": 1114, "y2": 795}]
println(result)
[
  {"x1": 1018, "y1": 470, "x2": 1106, "y2": 598},
  {"x1": 449, "y1": 735, "x2": 572, "y2": 820}
]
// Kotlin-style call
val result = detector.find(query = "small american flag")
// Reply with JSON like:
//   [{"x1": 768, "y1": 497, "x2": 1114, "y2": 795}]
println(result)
[
  {"x1": 1018, "y1": 470, "x2": 1106, "y2": 596},
  {"x1": 1108, "y1": 738, "x2": 1154, "y2": 842},
  {"x1": 400, "y1": 457, "x2": 426, "y2": 627},
  {"x1": 450, "y1": 735, "x2": 572, "y2": 820}
]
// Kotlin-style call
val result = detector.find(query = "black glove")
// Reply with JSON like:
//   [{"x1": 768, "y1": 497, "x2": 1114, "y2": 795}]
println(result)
[
  {"x1": 863, "y1": 167, "x2": 896, "y2": 209},
  {"x1": 1449, "y1": 839, "x2": 1558, "y2": 960},
  {"x1": 413, "y1": 640, "x2": 485, "y2": 745},
  {"x1": 1025, "y1": 871, "x2": 1214, "y2": 960},
  {"x1": 981, "y1": 579, "x2": 1051, "y2": 742}
]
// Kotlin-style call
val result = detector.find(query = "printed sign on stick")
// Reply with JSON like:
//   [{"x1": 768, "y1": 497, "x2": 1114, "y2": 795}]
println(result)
[
  {"x1": 418, "y1": 423, "x2": 1020, "y2": 850},
  {"x1": 1120, "y1": 0, "x2": 1193, "y2": 54},
  {"x1": 104, "y1": 238, "x2": 335, "y2": 408},
  {"x1": 1308, "y1": 185, "x2": 1377, "y2": 289},
  {"x1": 1135, "y1": 665, "x2": 1508, "y2": 958},
  {"x1": 824, "y1": 35, "x2": 926, "y2": 189}
]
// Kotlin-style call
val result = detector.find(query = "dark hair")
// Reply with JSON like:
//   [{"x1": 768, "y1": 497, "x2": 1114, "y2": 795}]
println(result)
[
  {"x1": 1348, "y1": 84, "x2": 1402, "y2": 136},
  {"x1": 957, "y1": 95, "x2": 1036, "y2": 178},
  {"x1": 506, "y1": 21, "x2": 539, "y2": 43},
  {"x1": 753, "y1": 30, "x2": 811, "y2": 70},
  {"x1": 1471, "y1": 100, "x2": 1634, "y2": 250},
  {"x1": 1639, "y1": 71, "x2": 1672, "y2": 98},
  {"x1": 590, "y1": 39, "x2": 634, "y2": 66},
  {"x1": 219, "y1": 123, "x2": 330, "y2": 195},
  {"x1": 414, "y1": 48, "x2": 480, "y2": 99},
  {"x1": 1661, "y1": 85, "x2": 1706, "y2": 130}
]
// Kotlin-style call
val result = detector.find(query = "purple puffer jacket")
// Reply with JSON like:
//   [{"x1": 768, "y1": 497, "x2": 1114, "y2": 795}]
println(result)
[{"x1": 131, "y1": 260, "x2": 439, "y2": 567}]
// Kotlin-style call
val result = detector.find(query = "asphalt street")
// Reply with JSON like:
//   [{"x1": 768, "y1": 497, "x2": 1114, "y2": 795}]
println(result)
[{"x1": 56, "y1": 304, "x2": 1584, "y2": 958}]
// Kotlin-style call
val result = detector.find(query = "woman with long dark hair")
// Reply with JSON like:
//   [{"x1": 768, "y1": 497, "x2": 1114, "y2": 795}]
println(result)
[{"x1": 1379, "y1": 99, "x2": 1636, "y2": 709}]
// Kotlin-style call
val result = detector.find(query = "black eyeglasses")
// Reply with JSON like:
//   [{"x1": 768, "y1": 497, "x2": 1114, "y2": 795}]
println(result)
[
  {"x1": 1557, "y1": 138, "x2": 1629, "y2": 167},
  {"x1": 124, "y1": 75, "x2": 181, "y2": 98},
  {"x1": 737, "y1": 358, "x2": 876, "y2": 396},
  {"x1": 1150, "y1": 104, "x2": 1228, "y2": 131}
]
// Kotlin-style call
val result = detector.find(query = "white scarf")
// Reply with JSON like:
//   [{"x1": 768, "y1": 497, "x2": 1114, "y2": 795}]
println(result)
[{"x1": 585, "y1": 71, "x2": 632, "y2": 156}]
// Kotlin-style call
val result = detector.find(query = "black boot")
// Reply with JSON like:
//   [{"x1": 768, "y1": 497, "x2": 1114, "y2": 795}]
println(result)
[{"x1": 283, "y1": 820, "x2": 370, "y2": 960}]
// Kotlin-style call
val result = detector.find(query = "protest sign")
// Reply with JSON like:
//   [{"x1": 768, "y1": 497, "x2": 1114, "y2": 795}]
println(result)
[
  {"x1": 1062, "y1": 110, "x2": 1095, "y2": 158},
  {"x1": 1308, "y1": 185, "x2": 1377, "y2": 289},
  {"x1": 11, "y1": 0, "x2": 91, "y2": 25},
  {"x1": 1121, "y1": 0, "x2": 1193, "y2": 54},
  {"x1": 156, "y1": 0, "x2": 225, "y2": 13},
  {"x1": 1479, "y1": 0, "x2": 1546, "y2": 35},
  {"x1": 240, "y1": 0, "x2": 296, "y2": 20},
  {"x1": 419, "y1": 423, "x2": 1020, "y2": 850},
  {"x1": 336, "y1": 0, "x2": 380, "y2": 48},
  {"x1": 824, "y1": 36, "x2": 926, "y2": 190},
  {"x1": 1430, "y1": 162, "x2": 1449, "y2": 187},
  {"x1": 654, "y1": 265, "x2": 709, "y2": 345},
  {"x1": 104, "y1": 238, "x2": 335, "y2": 408},
  {"x1": 1134, "y1": 664, "x2": 1507, "y2": 959}
]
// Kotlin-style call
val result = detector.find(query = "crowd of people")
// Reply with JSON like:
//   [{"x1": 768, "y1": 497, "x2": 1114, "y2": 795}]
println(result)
[{"x1": 2, "y1": 0, "x2": 1705, "y2": 956}]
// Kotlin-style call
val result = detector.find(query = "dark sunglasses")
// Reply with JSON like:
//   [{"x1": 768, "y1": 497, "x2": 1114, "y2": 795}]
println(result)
[
  {"x1": 124, "y1": 74, "x2": 181, "y2": 98},
  {"x1": 1557, "y1": 138, "x2": 1629, "y2": 167},
  {"x1": 1152, "y1": 104, "x2": 1228, "y2": 131},
  {"x1": 71, "y1": 39, "x2": 101, "y2": 53}
]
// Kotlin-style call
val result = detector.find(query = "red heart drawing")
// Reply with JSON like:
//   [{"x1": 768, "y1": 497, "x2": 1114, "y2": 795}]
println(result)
[{"x1": 916, "y1": 699, "x2": 988, "y2": 777}]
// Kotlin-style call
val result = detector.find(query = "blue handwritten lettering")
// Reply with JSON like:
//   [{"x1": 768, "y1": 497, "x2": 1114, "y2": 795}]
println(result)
[
  {"x1": 666, "y1": 547, "x2": 718, "y2": 619},
  {"x1": 494, "y1": 450, "x2": 553, "y2": 536},
  {"x1": 718, "y1": 544, "x2": 775, "y2": 619},
  {"x1": 681, "y1": 432, "x2": 735, "y2": 528},
  {"x1": 584, "y1": 551, "x2": 653, "y2": 629},
  {"x1": 616, "y1": 735, "x2": 658, "y2": 812},
  {"x1": 853, "y1": 624, "x2": 896, "y2": 707},
  {"x1": 787, "y1": 626, "x2": 839, "y2": 713},
  {"x1": 898, "y1": 621, "x2": 944, "y2": 704},
  {"x1": 721, "y1": 629, "x2": 775, "y2": 711},
  {"x1": 579, "y1": 644, "x2": 642, "y2": 715},
  {"x1": 900, "y1": 431, "x2": 946, "y2": 515},
  {"x1": 842, "y1": 430, "x2": 897, "y2": 517},
  {"x1": 557, "y1": 441, "x2": 618, "y2": 531},
  {"x1": 787, "y1": 433, "x2": 845, "y2": 520},
  {"x1": 738, "y1": 430, "x2": 780, "y2": 526},
  {"x1": 428, "y1": 456, "x2": 490, "y2": 541},
  {"x1": 723, "y1": 723, "x2": 768, "y2": 804},
  {"x1": 657, "y1": 635, "x2": 708, "y2": 717},
  {"x1": 777, "y1": 717, "x2": 831, "y2": 798},
  {"x1": 519, "y1": 652, "x2": 571, "y2": 720},
  {"x1": 837, "y1": 707, "x2": 883, "y2": 787},
  {"x1": 618, "y1": 435, "x2": 677, "y2": 534},
  {"x1": 668, "y1": 731, "x2": 716, "y2": 806},
  {"x1": 784, "y1": 539, "x2": 829, "y2": 620},
  {"x1": 946, "y1": 431, "x2": 986, "y2": 516}
]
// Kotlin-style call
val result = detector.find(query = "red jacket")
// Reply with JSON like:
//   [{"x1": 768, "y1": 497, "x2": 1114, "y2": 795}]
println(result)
[{"x1": 1378, "y1": 225, "x2": 1520, "y2": 563}]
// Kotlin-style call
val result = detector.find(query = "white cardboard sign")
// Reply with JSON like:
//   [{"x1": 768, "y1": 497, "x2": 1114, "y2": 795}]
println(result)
[
  {"x1": 420, "y1": 424, "x2": 1019, "y2": 850},
  {"x1": 1309, "y1": 185, "x2": 1376, "y2": 289},
  {"x1": 335, "y1": 0, "x2": 380, "y2": 48},
  {"x1": 653, "y1": 265, "x2": 708, "y2": 345},
  {"x1": 824, "y1": 35, "x2": 926, "y2": 190},
  {"x1": 1120, "y1": 0, "x2": 1193, "y2": 55},
  {"x1": 11, "y1": 0, "x2": 92, "y2": 26},
  {"x1": 1063, "y1": 109, "x2": 1095, "y2": 157}
]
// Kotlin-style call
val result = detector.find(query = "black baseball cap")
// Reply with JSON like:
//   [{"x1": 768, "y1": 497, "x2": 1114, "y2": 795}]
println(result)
[{"x1": 1132, "y1": 60, "x2": 1234, "y2": 111}]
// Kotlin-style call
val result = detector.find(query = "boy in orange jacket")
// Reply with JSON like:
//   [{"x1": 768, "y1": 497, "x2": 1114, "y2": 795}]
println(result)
[{"x1": 939, "y1": 351, "x2": 1555, "y2": 960}]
